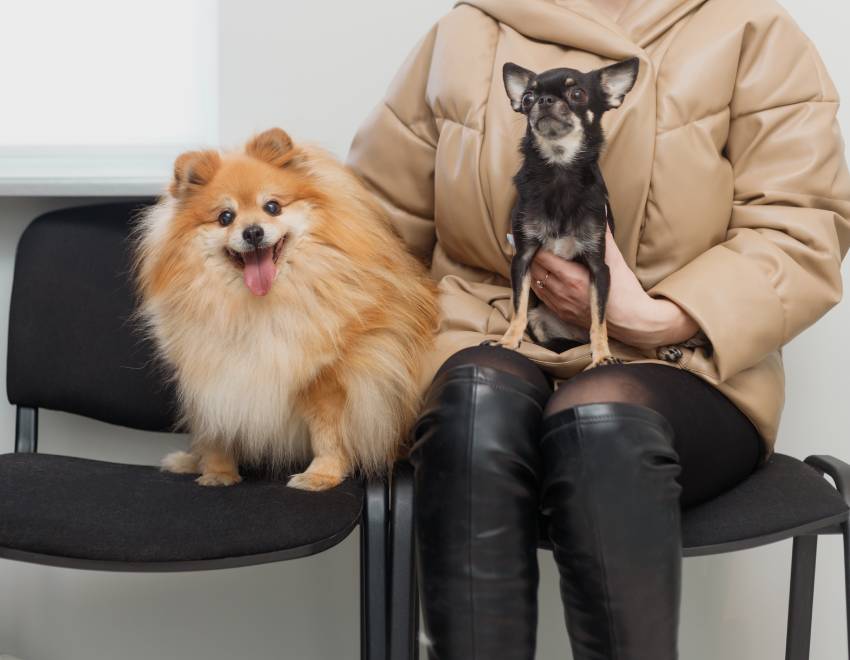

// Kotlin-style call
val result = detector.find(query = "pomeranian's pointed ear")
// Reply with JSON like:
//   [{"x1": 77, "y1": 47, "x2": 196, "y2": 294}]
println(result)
[
  {"x1": 171, "y1": 150, "x2": 221, "y2": 198},
  {"x1": 245, "y1": 128, "x2": 295, "y2": 167},
  {"x1": 598, "y1": 57, "x2": 639, "y2": 110},
  {"x1": 503, "y1": 63, "x2": 535, "y2": 112}
]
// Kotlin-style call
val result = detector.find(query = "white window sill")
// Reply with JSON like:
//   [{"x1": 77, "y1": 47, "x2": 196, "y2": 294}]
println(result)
[
  {"x1": 0, "y1": 148, "x2": 191, "y2": 197},
  {"x1": 0, "y1": 176, "x2": 168, "y2": 197}
]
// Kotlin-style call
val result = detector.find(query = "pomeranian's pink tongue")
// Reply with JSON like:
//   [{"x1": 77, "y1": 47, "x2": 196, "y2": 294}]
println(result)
[{"x1": 242, "y1": 247, "x2": 276, "y2": 296}]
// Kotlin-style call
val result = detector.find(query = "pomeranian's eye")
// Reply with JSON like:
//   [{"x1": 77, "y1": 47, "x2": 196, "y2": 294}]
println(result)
[
  {"x1": 218, "y1": 210, "x2": 235, "y2": 226},
  {"x1": 569, "y1": 88, "x2": 587, "y2": 104},
  {"x1": 521, "y1": 92, "x2": 534, "y2": 109},
  {"x1": 263, "y1": 200, "x2": 281, "y2": 216}
]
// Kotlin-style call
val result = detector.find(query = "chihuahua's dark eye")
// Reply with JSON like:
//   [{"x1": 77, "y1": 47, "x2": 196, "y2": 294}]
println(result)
[
  {"x1": 569, "y1": 88, "x2": 587, "y2": 104},
  {"x1": 263, "y1": 200, "x2": 281, "y2": 216},
  {"x1": 521, "y1": 92, "x2": 534, "y2": 109},
  {"x1": 218, "y1": 210, "x2": 235, "y2": 226}
]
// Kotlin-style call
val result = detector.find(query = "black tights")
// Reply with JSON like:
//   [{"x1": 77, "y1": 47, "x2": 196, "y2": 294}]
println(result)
[{"x1": 436, "y1": 345, "x2": 763, "y2": 509}]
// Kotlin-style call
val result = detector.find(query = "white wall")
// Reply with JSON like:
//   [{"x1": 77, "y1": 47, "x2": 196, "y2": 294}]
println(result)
[{"x1": 0, "y1": 1, "x2": 848, "y2": 659}]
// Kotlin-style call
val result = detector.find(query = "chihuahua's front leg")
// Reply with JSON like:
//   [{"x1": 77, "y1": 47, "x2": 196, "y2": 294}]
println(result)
[
  {"x1": 587, "y1": 260, "x2": 621, "y2": 367},
  {"x1": 498, "y1": 242, "x2": 539, "y2": 350}
]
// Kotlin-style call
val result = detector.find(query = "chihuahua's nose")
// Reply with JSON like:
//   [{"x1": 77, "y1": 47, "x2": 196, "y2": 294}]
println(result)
[
  {"x1": 242, "y1": 224, "x2": 265, "y2": 247},
  {"x1": 539, "y1": 95, "x2": 557, "y2": 106}
]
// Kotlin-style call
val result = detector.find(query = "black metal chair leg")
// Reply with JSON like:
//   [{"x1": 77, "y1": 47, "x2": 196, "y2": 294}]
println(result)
[
  {"x1": 844, "y1": 522, "x2": 850, "y2": 660},
  {"x1": 786, "y1": 535, "x2": 818, "y2": 660},
  {"x1": 413, "y1": 580, "x2": 420, "y2": 660},
  {"x1": 390, "y1": 461, "x2": 417, "y2": 660},
  {"x1": 361, "y1": 478, "x2": 389, "y2": 660},
  {"x1": 14, "y1": 406, "x2": 38, "y2": 453}
]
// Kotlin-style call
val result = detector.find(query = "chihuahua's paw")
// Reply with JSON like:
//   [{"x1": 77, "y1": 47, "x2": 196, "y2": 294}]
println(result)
[
  {"x1": 287, "y1": 471, "x2": 345, "y2": 491},
  {"x1": 196, "y1": 471, "x2": 242, "y2": 487},
  {"x1": 495, "y1": 331, "x2": 524, "y2": 350},
  {"x1": 656, "y1": 345, "x2": 683, "y2": 363},
  {"x1": 591, "y1": 355, "x2": 622, "y2": 368},
  {"x1": 161, "y1": 451, "x2": 200, "y2": 475}
]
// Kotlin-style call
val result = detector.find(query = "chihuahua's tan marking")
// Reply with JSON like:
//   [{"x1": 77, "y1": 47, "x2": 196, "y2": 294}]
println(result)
[
  {"x1": 498, "y1": 271, "x2": 532, "y2": 349},
  {"x1": 589, "y1": 282, "x2": 619, "y2": 367}
]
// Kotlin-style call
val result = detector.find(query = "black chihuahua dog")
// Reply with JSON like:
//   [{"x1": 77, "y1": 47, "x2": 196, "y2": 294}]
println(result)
[
  {"x1": 496, "y1": 58, "x2": 640, "y2": 366},
  {"x1": 497, "y1": 58, "x2": 709, "y2": 363}
]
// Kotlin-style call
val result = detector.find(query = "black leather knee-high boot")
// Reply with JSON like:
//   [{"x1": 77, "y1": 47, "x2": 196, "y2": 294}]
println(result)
[
  {"x1": 409, "y1": 364, "x2": 550, "y2": 660},
  {"x1": 540, "y1": 402, "x2": 682, "y2": 660}
]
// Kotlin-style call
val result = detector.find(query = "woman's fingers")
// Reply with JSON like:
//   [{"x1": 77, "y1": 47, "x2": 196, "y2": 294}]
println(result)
[
  {"x1": 533, "y1": 250, "x2": 588, "y2": 282},
  {"x1": 534, "y1": 250, "x2": 590, "y2": 286},
  {"x1": 533, "y1": 249, "x2": 567, "y2": 273},
  {"x1": 531, "y1": 249, "x2": 589, "y2": 297},
  {"x1": 526, "y1": 249, "x2": 597, "y2": 326},
  {"x1": 529, "y1": 262, "x2": 549, "y2": 288}
]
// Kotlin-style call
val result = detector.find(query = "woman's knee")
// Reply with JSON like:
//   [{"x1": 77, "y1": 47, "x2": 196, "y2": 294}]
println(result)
[
  {"x1": 411, "y1": 346, "x2": 550, "y2": 475},
  {"x1": 541, "y1": 401, "x2": 679, "y2": 475},
  {"x1": 543, "y1": 364, "x2": 652, "y2": 418},
  {"x1": 434, "y1": 344, "x2": 552, "y2": 396}
]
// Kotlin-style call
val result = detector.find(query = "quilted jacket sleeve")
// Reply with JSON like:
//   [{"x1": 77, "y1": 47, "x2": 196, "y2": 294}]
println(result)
[
  {"x1": 649, "y1": 12, "x2": 850, "y2": 381},
  {"x1": 347, "y1": 25, "x2": 440, "y2": 265}
]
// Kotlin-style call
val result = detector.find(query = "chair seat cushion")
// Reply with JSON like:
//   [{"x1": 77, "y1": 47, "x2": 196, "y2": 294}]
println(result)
[
  {"x1": 0, "y1": 453, "x2": 364, "y2": 569},
  {"x1": 682, "y1": 454, "x2": 848, "y2": 555}
]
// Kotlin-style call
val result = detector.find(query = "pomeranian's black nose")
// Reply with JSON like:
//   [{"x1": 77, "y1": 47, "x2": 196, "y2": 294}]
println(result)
[
  {"x1": 539, "y1": 95, "x2": 557, "y2": 105},
  {"x1": 242, "y1": 224, "x2": 264, "y2": 247}
]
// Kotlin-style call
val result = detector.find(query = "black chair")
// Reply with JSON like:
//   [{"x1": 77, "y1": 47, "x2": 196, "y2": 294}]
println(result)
[
  {"x1": 388, "y1": 440, "x2": 850, "y2": 660},
  {"x1": 0, "y1": 202, "x2": 391, "y2": 660}
]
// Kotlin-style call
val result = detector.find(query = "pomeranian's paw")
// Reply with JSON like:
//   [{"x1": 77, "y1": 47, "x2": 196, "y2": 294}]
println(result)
[
  {"x1": 161, "y1": 451, "x2": 200, "y2": 474},
  {"x1": 287, "y1": 471, "x2": 345, "y2": 491},
  {"x1": 196, "y1": 471, "x2": 242, "y2": 487},
  {"x1": 656, "y1": 345, "x2": 683, "y2": 362},
  {"x1": 591, "y1": 355, "x2": 622, "y2": 368}
]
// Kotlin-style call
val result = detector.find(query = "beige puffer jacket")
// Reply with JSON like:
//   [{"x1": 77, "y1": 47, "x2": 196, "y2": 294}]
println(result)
[{"x1": 348, "y1": 0, "x2": 850, "y2": 452}]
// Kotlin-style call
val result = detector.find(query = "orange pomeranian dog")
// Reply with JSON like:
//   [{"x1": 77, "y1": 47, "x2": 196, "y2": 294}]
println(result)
[{"x1": 133, "y1": 128, "x2": 438, "y2": 490}]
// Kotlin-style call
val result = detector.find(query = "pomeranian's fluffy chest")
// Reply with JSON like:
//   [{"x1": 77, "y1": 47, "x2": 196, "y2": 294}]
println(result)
[{"x1": 149, "y1": 296, "x2": 338, "y2": 466}]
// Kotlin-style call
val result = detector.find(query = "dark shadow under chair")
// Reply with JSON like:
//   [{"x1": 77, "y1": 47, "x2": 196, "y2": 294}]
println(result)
[{"x1": 0, "y1": 202, "x2": 390, "y2": 660}]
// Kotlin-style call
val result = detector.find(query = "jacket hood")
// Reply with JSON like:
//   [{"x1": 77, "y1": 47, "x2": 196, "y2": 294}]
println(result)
[{"x1": 457, "y1": 0, "x2": 707, "y2": 52}]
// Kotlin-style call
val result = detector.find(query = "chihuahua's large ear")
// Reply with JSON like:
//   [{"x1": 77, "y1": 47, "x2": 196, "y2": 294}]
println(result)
[
  {"x1": 245, "y1": 128, "x2": 295, "y2": 167},
  {"x1": 599, "y1": 57, "x2": 639, "y2": 109},
  {"x1": 170, "y1": 150, "x2": 221, "y2": 198},
  {"x1": 503, "y1": 63, "x2": 535, "y2": 112}
]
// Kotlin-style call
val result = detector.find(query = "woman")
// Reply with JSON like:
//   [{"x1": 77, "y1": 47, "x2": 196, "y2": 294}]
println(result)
[{"x1": 349, "y1": 0, "x2": 850, "y2": 657}]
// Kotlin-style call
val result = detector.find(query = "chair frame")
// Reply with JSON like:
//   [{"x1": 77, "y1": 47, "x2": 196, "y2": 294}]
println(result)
[
  {"x1": 6, "y1": 405, "x2": 390, "y2": 660},
  {"x1": 388, "y1": 455, "x2": 850, "y2": 660}
]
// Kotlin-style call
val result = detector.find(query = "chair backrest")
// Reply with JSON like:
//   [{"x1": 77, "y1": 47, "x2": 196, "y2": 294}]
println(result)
[{"x1": 7, "y1": 201, "x2": 179, "y2": 432}]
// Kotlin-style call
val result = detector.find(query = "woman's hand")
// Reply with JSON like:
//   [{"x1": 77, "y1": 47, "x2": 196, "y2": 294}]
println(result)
[{"x1": 528, "y1": 227, "x2": 699, "y2": 350}]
